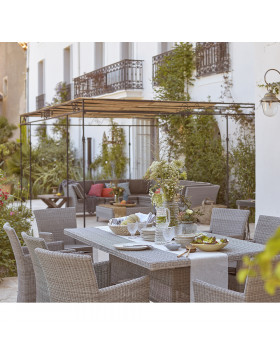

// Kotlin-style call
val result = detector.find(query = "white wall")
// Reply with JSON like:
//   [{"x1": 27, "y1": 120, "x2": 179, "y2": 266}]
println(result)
[
  {"x1": 255, "y1": 43, "x2": 280, "y2": 219},
  {"x1": 28, "y1": 42, "x2": 259, "y2": 182}
]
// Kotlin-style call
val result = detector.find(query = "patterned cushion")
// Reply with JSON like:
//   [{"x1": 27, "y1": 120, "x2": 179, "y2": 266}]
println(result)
[{"x1": 88, "y1": 183, "x2": 104, "y2": 197}]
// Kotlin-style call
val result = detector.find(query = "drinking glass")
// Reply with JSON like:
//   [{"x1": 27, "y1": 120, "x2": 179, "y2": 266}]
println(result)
[
  {"x1": 163, "y1": 227, "x2": 175, "y2": 243},
  {"x1": 127, "y1": 222, "x2": 138, "y2": 239},
  {"x1": 138, "y1": 222, "x2": 147, "y2": 236}
]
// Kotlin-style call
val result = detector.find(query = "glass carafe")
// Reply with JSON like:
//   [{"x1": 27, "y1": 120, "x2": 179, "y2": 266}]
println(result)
[{"x1": 155, "y1": 206, "x2": 170, "y2": 244}]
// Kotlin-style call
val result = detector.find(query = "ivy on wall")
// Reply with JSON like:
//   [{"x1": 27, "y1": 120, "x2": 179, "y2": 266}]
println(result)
[{"x1": 154, "y1": 42, "x2": 227, "y2": 203}]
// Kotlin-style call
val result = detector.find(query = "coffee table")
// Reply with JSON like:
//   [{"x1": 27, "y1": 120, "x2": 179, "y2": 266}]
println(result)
[
  {"x1": 37, "y1": 194, "x2": 68, "y2": 208},
  {"x1": 96, "y1": 204, "x2": 152, "y2": 221}
]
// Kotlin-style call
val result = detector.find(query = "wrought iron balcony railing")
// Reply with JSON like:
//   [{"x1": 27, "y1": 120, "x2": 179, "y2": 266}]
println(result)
[
  {"x1": 196, "y1": 42, "x2": 230, "y2": 77},
  {"x1": 152, "y1": 50, "x2": 174, "y2": 87},
  {"x1": 74, "y1": 59, "x2": 143, "y2": 98},
  {"x1": 36, "y1": 94, "x2": 45, "y2": 110}
]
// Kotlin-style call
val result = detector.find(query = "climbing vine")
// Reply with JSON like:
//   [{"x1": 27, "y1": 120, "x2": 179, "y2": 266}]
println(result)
[{"x1": 154, "y1": 42, "x2": 227, "y2": 203}]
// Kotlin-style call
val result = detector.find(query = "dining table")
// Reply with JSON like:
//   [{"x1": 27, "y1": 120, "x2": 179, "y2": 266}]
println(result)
[{"x1": 64, "y1": 226, "x2": 264, "y2": 302}]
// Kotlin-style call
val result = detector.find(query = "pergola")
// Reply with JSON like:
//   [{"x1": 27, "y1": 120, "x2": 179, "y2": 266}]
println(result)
[{"x1": 20, "y1": 97, "x2": 255, "y2": 225}]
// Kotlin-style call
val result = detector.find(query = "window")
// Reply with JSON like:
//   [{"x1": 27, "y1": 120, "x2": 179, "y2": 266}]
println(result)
[
  {"x1": 37, "y1": 60, "x2": 45, "y2": 109},
  {"x1": 94, "y1": 42, "x2": 104, "y2": 69},
  {"x1": 120, "y1": 42, "x2": 133, "y2": 59},
  {"x1": 38, "y1": 60, "x2": 45, "y2": 95},
  {"x1": 63, "y1": 46, "x2": 72, "y2": 100}
]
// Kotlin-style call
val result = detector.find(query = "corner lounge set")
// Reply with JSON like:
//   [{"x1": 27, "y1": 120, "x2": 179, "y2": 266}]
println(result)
[{"x1": 64, "y1": 179, "x2": 221, "y2": 219}]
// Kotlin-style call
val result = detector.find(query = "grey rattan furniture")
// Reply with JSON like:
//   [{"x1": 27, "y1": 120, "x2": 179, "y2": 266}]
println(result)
[
  {"x1": 253, "y1": 215, "x2": 280, "y2": 245},
  {"x1": 35, "y1": 248, "x2": 150, "y2": 302},
  {"x1": 193, "y1": 258, "x2": 280, "y2": 302},
  {"x1": 64, "y1": 227, "x2": 264, "y2": 302},
  {"x1": 3, "y1": 223, "x2": 36, "y2": 302},
  {"x1": 34, "y1": 207, "x2": 91, "y2": 252},
  {"x1": 185, "y1": 185, "x2": 220, "y2": 207},
  {"x1": 209, "y1": 208, "x2": 250, "y2": 240},
  {"x1": 21, "y1": 233, "x2": 51, "y2": 303},
  {"x1": 229, "y1": 215, "x2": 280, "y2": 292}
]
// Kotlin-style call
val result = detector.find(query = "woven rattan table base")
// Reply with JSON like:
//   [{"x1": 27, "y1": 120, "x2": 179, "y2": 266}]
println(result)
[{"x1": 109, "y1": 255, "x2": 190, "y2": 302}]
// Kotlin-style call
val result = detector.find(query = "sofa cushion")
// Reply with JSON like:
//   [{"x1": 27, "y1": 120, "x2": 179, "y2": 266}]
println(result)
[
  {"x1": 72, "y1": 184, "x2": 84, "y2": 199},
  {"x1": 88, "y1": 183, "x2": 104, "y2": 197},
  {"x1": 129, "y1": 179, "x2": 150, "y2": 195},
  {"x1": 101, "y1": 188, "x2": 114, "y2": 198}
]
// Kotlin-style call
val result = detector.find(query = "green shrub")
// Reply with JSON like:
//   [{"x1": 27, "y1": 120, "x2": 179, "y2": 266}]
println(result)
[{"x1": 0, "y1": 188, "x2": 33, "y2": 278}]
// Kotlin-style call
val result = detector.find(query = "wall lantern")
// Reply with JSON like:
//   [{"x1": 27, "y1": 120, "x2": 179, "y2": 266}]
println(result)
[{"x1": 261, "y1": 68, "x2": 280, "y2": 117}]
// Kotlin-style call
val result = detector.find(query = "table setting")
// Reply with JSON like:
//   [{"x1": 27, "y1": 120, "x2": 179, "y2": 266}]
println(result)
[{"x1": 99, "y1": 219, "x2": 229, "y2": 302}]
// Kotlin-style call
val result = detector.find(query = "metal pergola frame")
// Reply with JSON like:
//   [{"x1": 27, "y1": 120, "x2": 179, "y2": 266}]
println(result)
[{"x1": 20, "y1": 97, "x2": 255, "y2": 227}]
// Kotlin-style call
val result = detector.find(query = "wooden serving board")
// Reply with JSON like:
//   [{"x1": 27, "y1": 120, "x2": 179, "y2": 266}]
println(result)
[{"x1": 113, "y1": 203, "x2": 136, "y2": 207}]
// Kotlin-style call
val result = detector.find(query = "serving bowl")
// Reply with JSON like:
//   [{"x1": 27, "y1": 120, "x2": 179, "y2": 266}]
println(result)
[{"x1": 191, "y1": 239, "x2": 229, "y2": 252}]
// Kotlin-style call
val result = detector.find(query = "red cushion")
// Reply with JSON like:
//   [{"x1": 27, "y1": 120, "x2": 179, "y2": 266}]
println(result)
[
  {"x1": 101, "y1": 188, "x2": 113, "y2": 198},
  {"x1": 88, "y1": 183, "x2": 104, "y2": 197}
]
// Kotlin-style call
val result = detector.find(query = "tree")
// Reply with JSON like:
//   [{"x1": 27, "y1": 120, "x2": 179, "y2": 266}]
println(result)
[{"x1": 90, "y1": 120, "x2": 128, "y2": 179}]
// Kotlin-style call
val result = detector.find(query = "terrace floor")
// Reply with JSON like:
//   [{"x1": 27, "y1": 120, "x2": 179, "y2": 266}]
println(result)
[{"x1": 0, "y1": 199, "x2": 255, "y2": 303}]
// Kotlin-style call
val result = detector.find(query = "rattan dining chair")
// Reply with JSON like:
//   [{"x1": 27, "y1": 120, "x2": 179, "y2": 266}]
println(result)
[
  {"x1": 21, "y1": 233, "x2": 53, "y2": 303},
  {"x1": 209, "y1": 208, "x2": 250, "y2": 240},
  {"x1": 229, "y1": 215, "x2": 280, "y2": 292},
  {"x1": 34, "y1": 207, "x2": 91, "y2": 252},
  {"x1": 253, "y1": 215, "x2": 280, "y2": 245},
  {"x1": 35, "y1": 248, "x2": 150, "y2": 302},
  {"x1": 3, "y1": 223, "x2": 36, "y2": 302},
  {"x1": 193, "y1": 258, "x2": 280, "y2": 302}
]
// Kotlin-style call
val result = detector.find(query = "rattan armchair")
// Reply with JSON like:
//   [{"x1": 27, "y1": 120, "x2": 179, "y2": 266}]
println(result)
[
  {"x1": 35, "y1": 248, "x2": 150, "y2": 302},
  {"x1": 34, "y1": 207, "x2": 91, "y2": 252},
  {"x1": 194, "y1": 259, "x2": 280, "y2": 302}
]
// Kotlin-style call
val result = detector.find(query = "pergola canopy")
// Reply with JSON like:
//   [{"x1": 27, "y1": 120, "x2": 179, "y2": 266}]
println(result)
[{"x1": 21, "y1": 97, "x2": 255, "y2": 122}]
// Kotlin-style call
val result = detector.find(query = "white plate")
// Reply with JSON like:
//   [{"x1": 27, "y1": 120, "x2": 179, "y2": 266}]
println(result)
[{"x1": 114, "y1": 243, "x2": 152, "y2": 251}]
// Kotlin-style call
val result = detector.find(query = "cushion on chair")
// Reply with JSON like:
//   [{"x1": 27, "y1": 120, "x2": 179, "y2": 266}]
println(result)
[
  {"x1": 72, "y1": 184, "x2": 84, "y2": 199},
  {"x1": 88, "y1": 183, "x2": 104, "y2": 197},
  {"x1": 101, "y1": 188, "x2": 114, "y2": 197}
]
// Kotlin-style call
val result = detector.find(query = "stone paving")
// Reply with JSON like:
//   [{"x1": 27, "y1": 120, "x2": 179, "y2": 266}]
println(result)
[{"x1": 0, "y1": 199, "x2": 255, "y2": 303}]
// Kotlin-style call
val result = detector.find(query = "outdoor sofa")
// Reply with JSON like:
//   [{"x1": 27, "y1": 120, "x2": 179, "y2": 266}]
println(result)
[{"x1": 63, "y1": 179, "x2": 220, "y2": 214}]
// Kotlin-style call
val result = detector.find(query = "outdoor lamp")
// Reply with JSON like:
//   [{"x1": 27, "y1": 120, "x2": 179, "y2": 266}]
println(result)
[{"x1": 261, "y1": 68, "x2": 280, "y2": 117}]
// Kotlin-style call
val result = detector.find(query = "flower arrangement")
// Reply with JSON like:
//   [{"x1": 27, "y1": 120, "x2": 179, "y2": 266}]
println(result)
[
  {"x1": 177, "y1": 195, "x2": 203, "y2": 223},
  {"x1": 145, "y1": 159, "x2": 187, "y2": 206},
  {"x1": 178, "y1": 209, "x2": 198, "y2": 223},
  {"x1": 112, "y1": 186, "x2": 124, "y2": 197}
]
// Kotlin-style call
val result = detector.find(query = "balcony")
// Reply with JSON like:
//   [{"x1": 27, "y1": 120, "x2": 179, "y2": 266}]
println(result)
[
  {"x1": 152, "y1": 50, "x2": 174, "y2": 87},
  {"x1": 74, "y1": 60, "x2": 143, "y2": 98},
  {"x1": 196, "y1": 42, "x2": 230, "y2": 77},
  {"x1": 36, "y1": 94, "x2": 45, "y2": 110}
]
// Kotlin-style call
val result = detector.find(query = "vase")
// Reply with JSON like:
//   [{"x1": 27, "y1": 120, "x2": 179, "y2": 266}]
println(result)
[
  {"x1": 155, "y1": 206, "x2": 170, "y2": 245},
  {"x1": 163, "y1": 200, "x2": 179, "y2": 228},
  {"x1": 181, "y1": 222, "x2": 197, "y2": 234},
  {"x1": 114, "y1": 194, "x2": 120, "y2": 203}
]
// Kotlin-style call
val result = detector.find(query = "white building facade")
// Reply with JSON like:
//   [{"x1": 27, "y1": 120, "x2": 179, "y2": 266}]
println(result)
[{"x1": 27, "y1": 41, "x2": 280, "y2": 220}]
